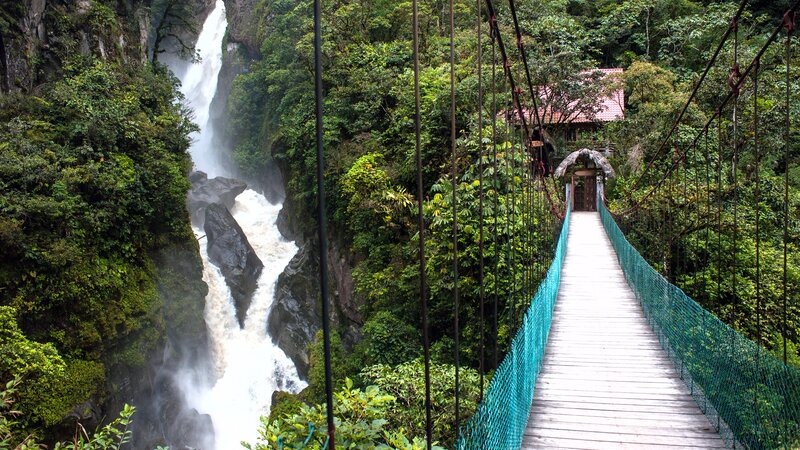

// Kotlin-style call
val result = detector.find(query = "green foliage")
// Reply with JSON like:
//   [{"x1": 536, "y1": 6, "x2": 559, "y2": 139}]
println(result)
[
  {"x1": 50, "y1": 404, "x2": 135, "y2": 450},
  {"x1": 0, "y1": 56, "x2": 196, "y2": 437},
  {"x1": 0, "y1": 305, "x2": 69, "y2": 427},
  {"x1": 305, "y1": 331, "x2": 357, "y2": 403},
  {"x1": 245, "y1": 379, "x2": 443, "y2": 450},
  {"x1": 267, "y1": 391, "x2": 304, "y2": 424},
  {"x1": 605, "y1": 2, "x2": 800, "y2": 361},
  {"x1": 361, "y1": 360, "x2": 479, "y2": 449},
  {"x1": 1, "y1": 377, "x2": 135, "y2": 450},
  {"x1": 360, "y1": 312, "x2": 421, "y2": 366}
]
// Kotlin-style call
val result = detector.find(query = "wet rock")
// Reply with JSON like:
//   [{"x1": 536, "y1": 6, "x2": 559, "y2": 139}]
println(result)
[
  {"x1": 222, "y1": 0, "x2": 262, "y2": 57},
  {"x1": 161, "y1": 388, "x2": 214, "y2": 450},
  {"x1": 204, "y1": 203, "x2": 263, "y2": 327},
  {"x1": 269, "y1": 242, "x2": 320, "y2": 377},
  {"x1": 189, "y1": 170, "x2": 208, "y2": 183},
  {"x1": 188, "y1": 174, "x2": 247, "y2": 226}
]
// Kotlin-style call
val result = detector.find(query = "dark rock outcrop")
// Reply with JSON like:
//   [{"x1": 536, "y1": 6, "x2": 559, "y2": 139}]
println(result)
[
  {"x1": 222, "y1": 0, "x2": 262, "y2": 57},
  {"x1": 204, "y1": 203, "x2": 263, "y2": 327},
  {"x1": 123, "y1": 237, "x2": 212, "y2": 450},
  {"x1": 268, "y1": 235, "x2": 362, "y2": 379},
  {"x1": 187, "y1": 173, "x2": 247, "y2": 226},
  {"x1": 269, "y1": 242, "x2": 320, "y2": 377},
  {"x1": 157, "y1": 375, "x2": 215, "y2": 450}
]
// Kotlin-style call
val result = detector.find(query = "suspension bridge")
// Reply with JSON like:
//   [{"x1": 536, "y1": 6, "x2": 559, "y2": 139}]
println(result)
[{"x1": 306, "y1": 0, "x2": 800, "y2": 448}]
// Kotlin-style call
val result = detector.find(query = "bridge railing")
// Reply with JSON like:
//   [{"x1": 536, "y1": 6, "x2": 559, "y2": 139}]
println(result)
[
  {"x1": 599, "y1": 201, "x2": 800, "y2": 449},
  {"x1": 457, "y1": 202, "x2": 570, "y2": 450}
]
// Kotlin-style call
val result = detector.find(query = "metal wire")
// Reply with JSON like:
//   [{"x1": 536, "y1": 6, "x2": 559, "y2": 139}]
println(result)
[
  {"x1": 458, "y1": 201, "x2": 570, "y2": 449},
  {"x1": 477, "y1": 0, "x2": 486, "y2": 402},
  {"x1": 491, "y1": 30, "x2": 500, "y2": 372},
  {"x1": 412, "y1": 0, "x2": 433, "y2": 446},
  {"x1": 312, "y1": 0, "x2": 335, "y2": 446},
  {"x1": 449, "y1": 0, "x2": 461, "y2": 437},
  {"x1": 631, "y1": 0, "x2": 750, "y2": 193}
]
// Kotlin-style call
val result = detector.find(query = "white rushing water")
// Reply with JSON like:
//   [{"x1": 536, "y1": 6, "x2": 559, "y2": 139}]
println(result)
[
  {"x1": 174, "y1": 1, "x2": 306, "y2": 448},
  {"x1": 177, "y1": 0, "x2": 227, "y2": 177}
]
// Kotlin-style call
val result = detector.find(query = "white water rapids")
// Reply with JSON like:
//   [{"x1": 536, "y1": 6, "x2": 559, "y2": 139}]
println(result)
[{"x1": 172, "y1": 1, "x2": 306, "y2": 448}]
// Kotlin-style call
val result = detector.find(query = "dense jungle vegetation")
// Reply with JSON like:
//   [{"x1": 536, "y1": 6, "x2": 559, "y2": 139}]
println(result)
[
  {"x1": 0, "y1": 1, "x2": 207, "y2": 446},
  {"x1": 0, "y1": 0, "x2": 797, "y2": 448}
]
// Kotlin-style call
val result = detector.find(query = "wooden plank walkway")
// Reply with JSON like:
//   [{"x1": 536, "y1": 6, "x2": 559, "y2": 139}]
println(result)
[{"x1": 522, "y1": 212, "x2": 724, "y2": 449}]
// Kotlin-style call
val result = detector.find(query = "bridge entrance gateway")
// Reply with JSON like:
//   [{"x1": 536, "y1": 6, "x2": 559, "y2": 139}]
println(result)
[
  {"x1": 522, "y1": 211, "x2": 725, "y2": 449},
  {"x1": 555, "y1": 148, "x2": 616, "y2": 213}
]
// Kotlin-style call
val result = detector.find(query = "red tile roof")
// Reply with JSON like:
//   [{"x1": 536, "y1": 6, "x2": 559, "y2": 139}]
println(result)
[
  {"x1": 585, "y1": 68, "x2": 625, "y2": 123},
  {"x1": 505, "y1": 68, "x2": 625, "y2": 125}
]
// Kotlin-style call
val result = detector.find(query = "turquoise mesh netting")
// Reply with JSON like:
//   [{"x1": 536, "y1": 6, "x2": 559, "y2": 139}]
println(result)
[
  {"x1": 457, "y1": 205, "x2": 570, "y2": 450},
  {"x1": 599, "y1": 201, "x2": 800, "y2": 449}
]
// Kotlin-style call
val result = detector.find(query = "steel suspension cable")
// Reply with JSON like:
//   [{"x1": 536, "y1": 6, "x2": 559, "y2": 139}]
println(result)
[
  {"x1": 491, "y1": 31, "x2": 500, "y2": 371},
  {"x1": 717, "y1": 114, "x2": 723, "y2": 317},
  {"x1": 754, "y1": 57, "x2": 761, "y2": 348},
  {"x1": 484, "y1": 0, "x2": 530, "y2": 138},
  {"x1": 527, "y1": 154, "x2": 534, "y2": 307},
  {"x1": 510, "y1": 110, "x2": 518, "y2": 331},
  {"x1": 752, "y1": 54, "x2": 763, "y2": 440},
  {"x1": 620, "y1": 0, "x2": 800, "y2": 216},
  {"x1": 504, "y1": 77, "x2": 513, "y2": 335},
  {"x1": 631, "y1": 0, "x2": 750, "y2": 193},
  {"x1": 782, "y1": 18, "x2": 794, "y2": 443},
  {"x1": 507, "y1": 0, "x2": 543, "y2": 136},
  {"x1": 484, "y1": 0, "x2": 562, "y2": 215},
  {"x1": 782, "y1": 9, "x2": 794, "y2": 368},
  {"x1": 449, "y1": 0, "x2": 461, "y2": 437},
  {"x1": 732, "y1": 20, "x2": 740, "y2": 324},
  {"x1": 312, "y1": 0, "x2": 335, "y2": 446},
  {"x1": 704, "y1": 130, "x2": 712, "y2": 307},
  {"x1": 412, "y1": 0, "x2": 433, "y2": 447},
  {"x1": 684, "y1": 145, "x2": 700, "y2": 298},
  {"x1": 476, "y1": 0, "x2": 485, "y2": 402}
]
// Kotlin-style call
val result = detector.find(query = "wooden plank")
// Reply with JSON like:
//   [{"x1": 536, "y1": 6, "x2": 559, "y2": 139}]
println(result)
[
  {"x1": 530, "y1": 409, "x2": 711, "y2": 423},
  {"x1": 531, "y1": 400, "x2": 709, "y2": 415},
  {"x1": 530, "y1": 412, "x2": 718, "y2": 430},
  {"x1": 522, "y1": 435, "x2": 722, "y2": 450},
  {"x1": 533, "y1": 391, "x2": 697, "y2": 404},
  {"x1": 528, "y1": 421, "x2": 720, "y2": 440},
  {"x1": 522, "y1": 212, "x2": 724, "y2": 449},
  {"x1": 524, "y1": 428, "x2": 726, "y2": 448}
]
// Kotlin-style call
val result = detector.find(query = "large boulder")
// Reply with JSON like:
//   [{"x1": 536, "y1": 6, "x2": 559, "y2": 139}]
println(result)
[
  {"x1": 187, "y1": 173, "x2": 247, "y2": 226},
  {"x1": 204, "y1": 203, "x2": 263, "y2": 327},
  {"x1": 269, "y1": 242, "x2": 320, "y2": 377}
]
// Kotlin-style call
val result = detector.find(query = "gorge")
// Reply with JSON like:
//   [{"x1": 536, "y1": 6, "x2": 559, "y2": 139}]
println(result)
[{"x1": 170, "y1": 1, "x2": 305, "y2": 448}]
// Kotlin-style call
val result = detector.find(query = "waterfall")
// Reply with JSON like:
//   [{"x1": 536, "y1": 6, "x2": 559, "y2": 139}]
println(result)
[{"x1": 173, "y1": 1, "x2": 306, "y2": 448}]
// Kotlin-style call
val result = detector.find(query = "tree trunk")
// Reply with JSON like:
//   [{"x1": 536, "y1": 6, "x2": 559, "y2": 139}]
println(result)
[
  {"x1": 645, "y1": 7, "x2": 651, "y2": 58},
  {"x1": 0, "y1": 32, "x2": 9, "y2": 93}
]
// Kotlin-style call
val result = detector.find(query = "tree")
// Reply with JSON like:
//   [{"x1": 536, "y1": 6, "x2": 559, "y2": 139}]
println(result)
[
  {"x1": 1, "y1": 378, "x2": 137, "y2": 450},
  {"x1": 150, "y1": 0, "x2": 200, "y2": 62},
  {"x1": 245, "y1": 379, "x2": 443, "y2": 450}
]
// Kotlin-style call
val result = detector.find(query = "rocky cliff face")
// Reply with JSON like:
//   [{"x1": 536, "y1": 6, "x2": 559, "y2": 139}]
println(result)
[
  {"x1": 128, "y1": 239, "x2": 214, "y2": 450},
  {"x1": 0, "y1": 2, "x2": 216, "y2": 447},
  {"x1": 268, "y1": 234, "x2": 362, "y2": 378},
  {"x1": 0, "y1": 0, "x2": 153, "y2": 92},
  {"x1": 222, "y1": 0, "x2": 261, "y2": 57},
  {"x1": 268, "y1": 175, "x2": 363, "y2": 379}
]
